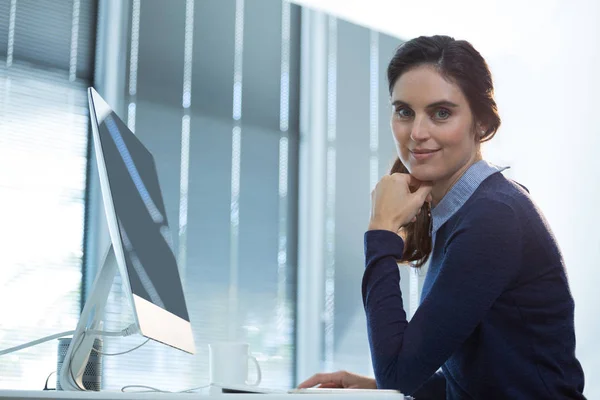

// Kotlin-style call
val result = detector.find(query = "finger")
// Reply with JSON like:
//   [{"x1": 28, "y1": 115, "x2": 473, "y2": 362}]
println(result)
[
  {"x1": 408, "y1": 175, "x2": 423, "y2": 190},
  {"x1": 391, "y1": 172, "x2": 411, "y2": 185},
  {"x1": 412, "y1": 182, "x2": 433, "y2": 204},
  {"x1": 318, "y1": 382, "x2": 342, "y2": 389},
  {"x1": 298, "y1": 373, "x2": 332, "y2": 389}
]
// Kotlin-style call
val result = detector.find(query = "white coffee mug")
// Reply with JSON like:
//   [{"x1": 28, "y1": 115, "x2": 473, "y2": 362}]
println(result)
[{"x1": 208, "y1": 342, "x2": 262, "y2": 387}]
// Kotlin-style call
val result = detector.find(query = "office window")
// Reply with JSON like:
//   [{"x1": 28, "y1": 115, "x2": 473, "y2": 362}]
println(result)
[
  {"x1": 0, "y1": 0, "x2": 96, "y2": 390},
  {"x1": 95, "y1": 0, "x2": 300, "y2": 391},
  {"x1": 298, "y1": 17, "x2": 406, "y2": 376},
  {"x1": 328, "y1": 23, "x2": 405, "y2": 375}
]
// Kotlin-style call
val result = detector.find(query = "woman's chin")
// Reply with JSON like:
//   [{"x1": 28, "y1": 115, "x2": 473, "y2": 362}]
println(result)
[{"x1": 408, "y1": 165, "x2": 440, "y2": 182}]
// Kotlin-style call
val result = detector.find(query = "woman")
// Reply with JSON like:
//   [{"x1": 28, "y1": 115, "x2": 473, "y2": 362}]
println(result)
[{"x1": 299, "y1": 35, "x2": 585, "y2": 399}]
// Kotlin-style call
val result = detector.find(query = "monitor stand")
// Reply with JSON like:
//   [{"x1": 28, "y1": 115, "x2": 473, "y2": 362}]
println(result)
[{"x1": 58, "y1": 244, "x2": 135, "y2": 391}]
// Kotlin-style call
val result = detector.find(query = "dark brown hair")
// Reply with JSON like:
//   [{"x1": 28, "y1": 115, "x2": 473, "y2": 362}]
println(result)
[{"x1": 388, "y1": 35, "x2": 501, "y2": 268}]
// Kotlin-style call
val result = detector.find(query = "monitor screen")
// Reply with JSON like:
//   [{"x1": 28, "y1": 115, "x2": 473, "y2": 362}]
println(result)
[{"x1": 96, "y1": 111, "x2": 190, "y2": 322}]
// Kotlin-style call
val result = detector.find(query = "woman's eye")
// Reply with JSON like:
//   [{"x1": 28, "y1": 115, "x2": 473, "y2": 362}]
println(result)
[
  {"x1": 396, "y1": 108, "x2": 413, "y2": 118},
  {"x1": 434, "y1": 108, "x2": 451, "y2": 120}
]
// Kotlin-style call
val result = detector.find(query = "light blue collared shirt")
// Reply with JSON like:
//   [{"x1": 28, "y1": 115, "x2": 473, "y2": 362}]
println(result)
[{"x1": 431, "y1": 160, "x2": 509, "y2": 236}]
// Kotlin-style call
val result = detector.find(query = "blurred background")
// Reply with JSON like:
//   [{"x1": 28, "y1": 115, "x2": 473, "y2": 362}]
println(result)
[{"x1": 0, "y1": 0, "x2": 598, "y2": 397}]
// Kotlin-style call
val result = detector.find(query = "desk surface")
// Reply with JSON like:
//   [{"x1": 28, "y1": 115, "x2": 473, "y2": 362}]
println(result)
[{"x1": 0, "y1": 389, "x2": 408, "y2": 399}]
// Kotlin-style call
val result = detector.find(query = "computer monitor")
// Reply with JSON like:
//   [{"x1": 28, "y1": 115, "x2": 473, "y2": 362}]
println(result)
[{"x1": 59, "y1": 87, "x2": 195, "y2": 391}]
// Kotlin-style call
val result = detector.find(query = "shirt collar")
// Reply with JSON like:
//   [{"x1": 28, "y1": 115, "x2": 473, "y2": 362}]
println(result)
[{"x1": 431, "y1": 160, "x2": 509, "y2": 234}]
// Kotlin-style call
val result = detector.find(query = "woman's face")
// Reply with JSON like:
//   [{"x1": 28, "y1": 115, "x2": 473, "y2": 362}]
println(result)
[{"x1": 390, "y1": 64, "x2": 480, "y2": 184}]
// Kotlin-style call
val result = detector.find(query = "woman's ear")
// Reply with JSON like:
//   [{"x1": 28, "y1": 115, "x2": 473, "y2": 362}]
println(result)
[
  {"x1": 474, "y1": 123, "x2": 487, "y2": 142},
  {"x1": 477, "y1": 123, "x2": 487, "y2": 137}
]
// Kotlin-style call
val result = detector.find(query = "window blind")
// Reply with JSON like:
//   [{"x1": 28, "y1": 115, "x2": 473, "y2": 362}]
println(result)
[
  {"x1": 0, "y1": 0, "x2": 96, "y2": 390},
  {"x1": 301, "y1": 17, "x2": 404, "y2": 376},
  {"x1": 94, "y1": 0, "x2": 300, "y2": 392}
]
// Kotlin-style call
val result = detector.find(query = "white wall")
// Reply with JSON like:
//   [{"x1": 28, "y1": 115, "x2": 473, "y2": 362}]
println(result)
[{"x1": 292, "y1": 0, "x2": 600, "y2": 396}]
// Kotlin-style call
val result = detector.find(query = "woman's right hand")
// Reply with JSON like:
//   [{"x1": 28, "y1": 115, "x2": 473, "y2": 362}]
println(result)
[{"x1": 297, "y1": 370, "x2": 377, "y2": 389}]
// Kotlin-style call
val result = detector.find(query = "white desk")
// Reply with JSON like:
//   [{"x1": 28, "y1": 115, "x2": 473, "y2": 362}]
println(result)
[{"x1": 0, "y1": 390, "x2": 408, "y2": 399}]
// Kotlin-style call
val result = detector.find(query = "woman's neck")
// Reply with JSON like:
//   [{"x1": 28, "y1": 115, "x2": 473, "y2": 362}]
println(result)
[{"x1": 431, "y1": 153, "x2": 482, "y2": 207}]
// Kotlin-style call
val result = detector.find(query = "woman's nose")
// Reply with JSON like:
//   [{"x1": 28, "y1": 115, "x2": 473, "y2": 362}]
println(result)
[{"x1": 410, "y1": 116, "x2": 430, "y2": 142}]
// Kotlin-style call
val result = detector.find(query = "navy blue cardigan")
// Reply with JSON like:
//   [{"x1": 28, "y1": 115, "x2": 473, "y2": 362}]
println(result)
[{"x1": 362, "y1": 172, "x2": 585, "y2": 399}]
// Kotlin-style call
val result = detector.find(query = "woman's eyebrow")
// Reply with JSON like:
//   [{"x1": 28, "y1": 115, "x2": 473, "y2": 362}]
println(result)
[{"x1": 391, "y1": 99, "x2": 459, "y2": 109}]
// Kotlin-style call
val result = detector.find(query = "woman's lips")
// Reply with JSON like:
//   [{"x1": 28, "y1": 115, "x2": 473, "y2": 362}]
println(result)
[{"x1": 410, "y1": 149, "x2": 440, "y2": 161}]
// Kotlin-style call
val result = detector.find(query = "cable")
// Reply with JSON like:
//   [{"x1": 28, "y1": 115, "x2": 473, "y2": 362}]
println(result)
[
  {"x1": 180, "y1": 384, "x2": 212, "y2": 393},
  {"x1": 0, "y1": 331, "x2": 74, "y2": 356},
  {"x1": 68, "y1": 330, "x2": 88, "y2": 391},
  {"x1": 68, "y1": 327, "x2": 148, "y2": 391},
  {"x1": 89, "y1": 323, "x2": 139, "y2": 337},
  {"x1": 91, "y1": 338, "x2": 150, "y2": 356},
  {"x1": 0, "y1": 324, "x2": 139, "y2": 357},
  {"x1": 121, "y1": 383, "x2": 211, "y2": 393},
  {"x1": 43, "y1": 371, "x2": 56, "y2": 390},
  {"x1": 58, "y1": 328, "x2": 207, "y2": 394},
  {"x1": 121, "y1": 385, "x2": 171, "y2": 393}
]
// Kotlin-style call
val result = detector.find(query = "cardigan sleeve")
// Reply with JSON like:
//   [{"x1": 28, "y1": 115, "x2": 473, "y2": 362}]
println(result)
[{"x1": 362, "y1": 199, "x2": 522, "y2": 395}]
